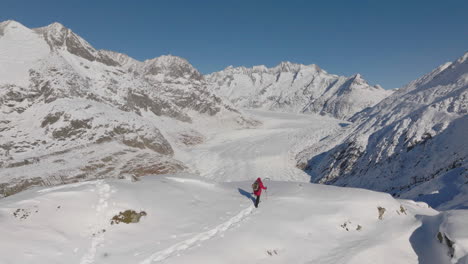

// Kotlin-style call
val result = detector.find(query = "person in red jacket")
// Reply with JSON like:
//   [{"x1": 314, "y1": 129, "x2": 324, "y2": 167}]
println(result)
[{"x1": 252, "y1": 177, "x2": 267, "y2": 208}]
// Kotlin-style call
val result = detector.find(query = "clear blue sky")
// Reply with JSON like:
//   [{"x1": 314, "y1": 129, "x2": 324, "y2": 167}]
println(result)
[{"x1": 2, "y1": 0, "x2": 467, "y2": 89}]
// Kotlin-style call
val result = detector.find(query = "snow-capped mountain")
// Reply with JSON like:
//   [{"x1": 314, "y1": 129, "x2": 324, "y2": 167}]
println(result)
[
  {"x1": 298, "y1": 52, "x2": 468, "y2": 209},
  {"x1": 1, "y1": 18, "x2": 468, "y2": 262},
  {"x1": 0, "y1": 20, "x2": 255, "y2": 197},
  {"x1": 206, "y1": 62, "x2": 392, "y2": 120}
]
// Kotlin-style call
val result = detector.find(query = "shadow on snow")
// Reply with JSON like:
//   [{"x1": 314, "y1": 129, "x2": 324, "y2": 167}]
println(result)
[
  {"x1": 238, "y1": 188, "x2": 255, "y2": 204},
  {"x1": 409, "y1": 214, "x2": 451, "y2": 264}
]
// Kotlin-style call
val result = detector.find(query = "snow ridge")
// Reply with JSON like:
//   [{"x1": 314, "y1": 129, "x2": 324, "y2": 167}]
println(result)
[{"x1": 299, "y1": 51, "x2": 468, "y2": 209}]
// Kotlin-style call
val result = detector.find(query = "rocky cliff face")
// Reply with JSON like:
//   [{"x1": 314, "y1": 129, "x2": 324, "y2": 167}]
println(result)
[
  {"x1": 0, "y1": 20, "x2": 254, "y2": 197},
  {"x1": 298, "y1": 52, "x2": 468, "y2": 208},
  {"x1": 206, "y1": 62, "x2": 392, "y2": 120}
]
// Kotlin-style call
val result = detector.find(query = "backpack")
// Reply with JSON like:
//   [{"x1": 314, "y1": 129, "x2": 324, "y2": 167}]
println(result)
[{"x1": 252, "y1": 181, "x2": 259, "y2": 192}]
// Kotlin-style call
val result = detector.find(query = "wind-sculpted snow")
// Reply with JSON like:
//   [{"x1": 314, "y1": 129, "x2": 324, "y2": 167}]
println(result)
[
  {"x1": 206, "y1": 63, "x2": 392, "y2": 120},
  {"x1": 0, "y1": 20, "x2": 255, "y2": 196},
  {"x1": 299, "y1": 52, "x2": 468, "y2": 209}
]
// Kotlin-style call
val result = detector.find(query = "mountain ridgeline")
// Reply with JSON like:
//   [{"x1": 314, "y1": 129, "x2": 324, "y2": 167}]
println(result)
[
  {"x1": 298, "y1": 52, "x2": 468, "y2": 209},
  {"x1": 0, "y1": 19, "x2": 466, "y2": 209},
  {"x1": 206, "y1": 63, "x2": 392, "y2": 120},
  {"x1": 0, "y1": 20, "x2": 255, "y2": 197}
]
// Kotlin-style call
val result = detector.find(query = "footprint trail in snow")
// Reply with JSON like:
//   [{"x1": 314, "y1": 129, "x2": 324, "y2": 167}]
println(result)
[
  {"x1": 79, "y1": 180, "x2": 111, "y2": 264},
  {"x1": 140, "y1": 205, "x2": 255, "y2": 264}
]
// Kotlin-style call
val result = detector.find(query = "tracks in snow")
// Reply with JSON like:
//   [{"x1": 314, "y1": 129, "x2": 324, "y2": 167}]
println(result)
[
  {"x1": 139, "y1": 205, "x2": 255, "y2": 264},
  {"x1": 79, "y1": 180, "x2": 111, "y2": 264}
]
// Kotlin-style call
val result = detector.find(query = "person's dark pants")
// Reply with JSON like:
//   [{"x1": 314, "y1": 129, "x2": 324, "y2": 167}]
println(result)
[{"x1": 255, "y1": 195, "x2": 261, "y2": 208}]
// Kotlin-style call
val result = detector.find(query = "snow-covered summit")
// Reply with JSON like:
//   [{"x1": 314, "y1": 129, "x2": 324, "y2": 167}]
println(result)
[
  {"x1": 0, "y1": 20, "x2": 43, "y2": 42},
  {"x1": 0, "y1": 20, "x2": 30, "y2": 33},
  {"x1": 401, "y1": 51, "x2": 468, "y2": 94},
  {"x1": 0, "y1": 20, "x2": 50, "y2": 86},
  {"x1": 346, "y1": 73, "x2": 381, "y2": 91},
  {"x1": 273, "y1": 61, "x2": 303, "y2": 72},
  {"x1": 33, "y1": 22, "x2": 125, "y2": 67},
  {"x1": 141, "y1": 55, "x2": 203, "y2": 80},
  {"x1": 0, "y1": 20, "x2": 49, "y2": 43},
  {"x1": 206, "y1": 62, "x2": 391, "y2": 120},
  {"x1": 36, "y1": 21, "x2": 67, "y2": 33}
]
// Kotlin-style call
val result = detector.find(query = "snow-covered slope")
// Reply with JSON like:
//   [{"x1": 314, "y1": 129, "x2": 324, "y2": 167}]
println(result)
[
  {"x1": 206, "y1": 62, "x2": 392, "y2": 120},
  {"x1": 0, "y1": 104, "x2": 466, "y2": 264},
  {"x1": 0, "y1": 20, "x2": 256, "y2": 197},
  {"x1": 298, "y1": 52, "x2": 468, "y2": 209},
  {"x1": 1, "y1": 174, "x2": 460, "y2": 264},
  {"x1": 0, "y1": 20, "x2": 50, "y2": 86}
]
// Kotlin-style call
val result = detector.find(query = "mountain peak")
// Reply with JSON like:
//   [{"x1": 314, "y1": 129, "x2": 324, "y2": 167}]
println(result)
[
  {"x1": 33, "y1": 22, "x2": 102, "y2": 63},
  {"x1": 399, "y1": 52, "x2": 468, "y2": 95},
  {"x1": 455, "y1": 51, "x2": 468, "y2": 65},
  {"x1": 47, "y1": 21, "x2": 66, "y2": 29},
  {"x1": 40, "y1": 22, "x2": 68, "y2": 34},
  {"x1": 279, "y1": 61, "x2": 294, "y2": 66},
  {"x1": 0, "y1": 20, "x2": 30, "y2": 36},
  {"x1": 348, "y1": 73, "x2": 370, "y2": 87},
  {"x1": 272, "y1": 61, "x2": 303, "y2": 73},
  {"x1": 0, "y1": 20, "x2": 25, "y2": 28},
  {"x1": 309, "y1": 64, "x2": 321, "y2": 71},
  {"x1": 33, "y1": 21, "x2": 70, "y2": 42},
  {"x1": 3, "y1": 21, "x2": 122, "y2": 68},
  {"x1": 353, "y1": 73, "x2": 362, "y2": 79},
  {"x1": 142, "y1": 55, "x2": 203, "y2": 80}
]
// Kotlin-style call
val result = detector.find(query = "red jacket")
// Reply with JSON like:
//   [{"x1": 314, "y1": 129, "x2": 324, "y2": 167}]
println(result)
[{"x1": 253, "y1": 178, "x2": 267, "y2": 196}]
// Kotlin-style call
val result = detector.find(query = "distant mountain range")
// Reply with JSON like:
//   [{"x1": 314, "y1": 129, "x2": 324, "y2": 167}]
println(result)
[
  {"x1": 1, "y1": 20, "x2": 465, "y2": 209},
  {"x1": 206, "y1": 62, "x2": 392, "y2": 120}
]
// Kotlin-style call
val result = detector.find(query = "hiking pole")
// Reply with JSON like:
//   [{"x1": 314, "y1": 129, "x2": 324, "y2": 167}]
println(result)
[{"x1": 264, "y1": 177, "x2": 270, "y2": 200}]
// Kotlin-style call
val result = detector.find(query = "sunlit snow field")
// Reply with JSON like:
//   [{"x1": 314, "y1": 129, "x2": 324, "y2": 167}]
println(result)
[{"x1": 0, "y1": 110, "x2": 462, "y2": 264}]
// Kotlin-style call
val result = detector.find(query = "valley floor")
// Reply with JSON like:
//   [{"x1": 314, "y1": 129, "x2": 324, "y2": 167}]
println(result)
[
  {"x1": 176, "y1": 109, "x2": 346, "y2": 182},
  {"x1": 0, "y1": 110, "x2": 465, "y2": 264}
]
